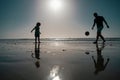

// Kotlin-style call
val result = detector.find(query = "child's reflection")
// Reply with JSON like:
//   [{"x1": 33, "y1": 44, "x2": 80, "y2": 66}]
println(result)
[
  {"x1": 92, "y1": 43, "x2": 110, "y2": 75},
  {"x1": 31, "y1": 43, "x2": 40, "y2": 68}
]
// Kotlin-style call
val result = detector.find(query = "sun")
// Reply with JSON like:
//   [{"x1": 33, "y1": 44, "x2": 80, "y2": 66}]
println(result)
[{"x1": 49, "y1": 0, "x2": 63, "y2": 12}]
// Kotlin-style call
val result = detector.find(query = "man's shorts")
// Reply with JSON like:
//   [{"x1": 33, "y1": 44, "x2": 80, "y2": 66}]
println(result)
[{"x1": 97, "y1": 26, "x2": 103, "y2": 33}]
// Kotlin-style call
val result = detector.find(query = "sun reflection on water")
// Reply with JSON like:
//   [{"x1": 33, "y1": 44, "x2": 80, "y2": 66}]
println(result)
[
  {"x1": 48, "y1": 65, "x2": 61, "y2": 80},
  {"x1": 54, "y1": 42, "x2": 60, "y2": 46}
]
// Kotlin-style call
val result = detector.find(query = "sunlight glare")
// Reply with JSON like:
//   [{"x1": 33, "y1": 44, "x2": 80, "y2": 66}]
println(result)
[
  {"x1": 48, "y1": 65, "x2": 61, "y2": 80},
  {"x1": 49, "y1": 0, "x2": 63, "y2": 11}
]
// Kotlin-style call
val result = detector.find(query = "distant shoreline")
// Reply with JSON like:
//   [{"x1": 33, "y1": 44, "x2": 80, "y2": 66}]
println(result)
[{"x1": 0, "y1": 38, "x2": 120, "y2": 41}]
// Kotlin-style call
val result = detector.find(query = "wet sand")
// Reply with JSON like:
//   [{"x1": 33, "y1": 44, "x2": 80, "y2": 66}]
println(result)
[{"x1": 0, "y1": 40, "x2": 120, "y2": 80}]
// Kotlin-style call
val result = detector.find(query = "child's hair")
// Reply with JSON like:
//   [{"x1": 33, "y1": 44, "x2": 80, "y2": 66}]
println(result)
[{"x1": 36, "y1": 22, "x2": 41, "y2": 26}]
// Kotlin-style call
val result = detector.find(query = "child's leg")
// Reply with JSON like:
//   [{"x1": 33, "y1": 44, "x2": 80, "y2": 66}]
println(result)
[
  {"x1": 38, "y1": 37, "x2": 40, "y2": 43},
  {"x1": 35, "y1": 37, "x2": 37, "y2": 43}
]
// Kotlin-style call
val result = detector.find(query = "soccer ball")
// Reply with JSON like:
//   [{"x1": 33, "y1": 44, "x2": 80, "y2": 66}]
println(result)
[{"x1": 85, "y1": 31, "x2": 90, "y2": 36}]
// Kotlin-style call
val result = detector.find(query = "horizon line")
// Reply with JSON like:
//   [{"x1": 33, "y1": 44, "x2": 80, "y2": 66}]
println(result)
[{"x1": 0, "y1": 37, "x2": 120, "y2": 40}]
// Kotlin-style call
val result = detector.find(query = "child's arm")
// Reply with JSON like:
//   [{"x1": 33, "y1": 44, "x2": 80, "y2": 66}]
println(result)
[
  {"x1": 31, "y1": 27, "x2": 35, "y2": 33},
  {"x1": 31, "y1": 52, "x2": 35, "y2": 58}
]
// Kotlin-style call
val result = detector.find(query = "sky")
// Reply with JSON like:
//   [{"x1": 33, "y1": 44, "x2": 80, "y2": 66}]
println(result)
[{"x1": 0, "y1": 0, "x2": 120, "y2": 39}]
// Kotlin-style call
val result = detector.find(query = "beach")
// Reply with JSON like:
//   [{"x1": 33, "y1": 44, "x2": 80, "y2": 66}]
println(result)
[{"x1": 0, "y1": 39, "x2": 120, "y2": 80}]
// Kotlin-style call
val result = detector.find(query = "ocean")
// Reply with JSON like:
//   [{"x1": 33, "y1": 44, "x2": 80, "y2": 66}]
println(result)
[{"x1": 0, "y1": 38, "x2": 120, "y2": 80}]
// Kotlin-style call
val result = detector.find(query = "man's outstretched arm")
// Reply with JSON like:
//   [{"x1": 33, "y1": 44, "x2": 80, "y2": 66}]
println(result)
[
  {"x1": 103, "y1": 17, "x2": 109, "y2": 28},
  {"x1": 92, "y1": 56, "x2": 97, "y2": 65},
  {"x1": 104, "y1": 58, "x2": 110, "y2": 69}
]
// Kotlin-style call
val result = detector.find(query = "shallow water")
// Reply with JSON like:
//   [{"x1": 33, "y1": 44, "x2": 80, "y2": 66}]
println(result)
[{"x1": 0, "y1": 40, "x2": 120, "y2": 80}]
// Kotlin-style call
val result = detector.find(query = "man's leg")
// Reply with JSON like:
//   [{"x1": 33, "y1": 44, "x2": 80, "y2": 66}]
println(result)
[
  {"x1": 100, "y1": 35, "x2": 106, "y2": 42},
  {"x1": 94, "y1": 32, "x2": 99, "y2": 44},
  {"x1": 96, "y1": 32, "x2": 99, "y2": 42},
  {"x1": 99, "y1": 28, "x2": 105, "y2": 43}
]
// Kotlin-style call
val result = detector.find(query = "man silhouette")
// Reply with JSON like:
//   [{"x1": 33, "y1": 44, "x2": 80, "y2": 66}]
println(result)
[
  {"x1": 31, "y1": 22, "x2": 41, "y2": 43},
  {"x1": 92, "y1": 12, "x2": 109, "y2": 44},
  {"x1": 92, "y1": 43, "x2": 110, "y2": 75}
]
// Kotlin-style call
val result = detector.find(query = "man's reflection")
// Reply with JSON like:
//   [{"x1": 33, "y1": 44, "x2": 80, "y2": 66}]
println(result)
[
  {"x1": 92, "y1": 43, "x2": 110, "y2": 75},
  {"x1": 31, "y1": 43, "x2": 40, "y2": 68}
]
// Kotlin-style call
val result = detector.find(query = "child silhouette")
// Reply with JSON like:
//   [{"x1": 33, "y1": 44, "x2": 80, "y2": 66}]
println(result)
[{"x1": 31, "y1": 22, "x2": 41, "y2": 43}]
